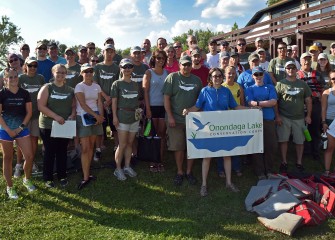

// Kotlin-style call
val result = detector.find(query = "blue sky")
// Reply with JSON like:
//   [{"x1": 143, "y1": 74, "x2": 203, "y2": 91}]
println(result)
[{"x1": 1, "y1": 0, "x2": 268, "y2": 51}]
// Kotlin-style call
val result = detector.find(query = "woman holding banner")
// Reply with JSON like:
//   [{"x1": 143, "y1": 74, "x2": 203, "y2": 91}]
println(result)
[
  {"x1": 246, "y1": 66, "x2": 277, "y2": 179},
  {"x1": 183, "y1": 67, "x2": 246, "y2": 197}
]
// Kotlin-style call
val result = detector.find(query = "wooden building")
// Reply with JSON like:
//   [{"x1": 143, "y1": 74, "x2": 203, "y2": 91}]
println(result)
[{"x1": 212, "y1": 0, "x2": 335, "y2": 57}]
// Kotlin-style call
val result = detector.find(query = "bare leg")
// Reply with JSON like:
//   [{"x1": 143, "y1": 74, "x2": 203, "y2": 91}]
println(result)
[
  {"x1": 16, "y1": 136, "x2": 33, "y2": 179},
  {"x1": 279, "y1": 142, "x2": 288, "y2": 163},
  {"x1": 296, "y1": 144, "x2": 304, "y2": 165},
  {"x1": 125, "y1": 132, "x2": 137, "y2": 168},
  {"x1": 223, "y1": 156, "x2": 232, "y2": 186},
  {"x1": 202, "y1": 158, "x2": 211, "y2": 187},
  {"x1": 115, "y1": 130, "x2": 129, "y2": 169},
  {"x1": 175, "y1": 150, "x2": 184, "y2": 175},
  {"x1": 1, "y1": 141, "x2": 14, "y2": 187},
  {"x1": 80, "y1": 136, "x2": 96, "y2": 180},
  {"x1": 324, "y1": 134, "x2": 335, "y2": 171}
]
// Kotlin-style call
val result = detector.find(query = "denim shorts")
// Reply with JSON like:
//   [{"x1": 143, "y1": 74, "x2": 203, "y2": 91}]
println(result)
[{"x1": 0, "y1": 128, "x2": 30, "y2": 142}]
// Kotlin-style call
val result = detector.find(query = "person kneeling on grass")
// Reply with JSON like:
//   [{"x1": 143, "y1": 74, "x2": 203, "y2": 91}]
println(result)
[
  {"x1": 111, "y1": 58, "x2": 140, "y2": 181},
  {"x1": 0, "y1": 67, "x2": 35, "y2": 199},
  {"x1": 183, "y1": 67, "x2": 247, "y2": 197}
]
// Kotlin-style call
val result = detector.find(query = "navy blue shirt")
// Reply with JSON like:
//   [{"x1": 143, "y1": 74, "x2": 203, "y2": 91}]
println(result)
[{"x1": 37, "y1": 59, "x2": 55, "y2": 83}]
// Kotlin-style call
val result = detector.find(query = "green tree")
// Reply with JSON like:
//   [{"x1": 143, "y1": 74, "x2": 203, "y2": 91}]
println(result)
[
  {"x1": 231, "y1": 22, "x2": 239, "y2": 31},
  {"x1": 121, "y1": 47, "x2": 131, "y2": 58},
  {"x1": 172, "y1": 29, "x2": 224, "y2": 53},
  {"x1": 267, "y1": 0, "x2": 282, "y2": 6},
  {"x1": 0, "y1": 16, "x2": 23, "y2": 68}
]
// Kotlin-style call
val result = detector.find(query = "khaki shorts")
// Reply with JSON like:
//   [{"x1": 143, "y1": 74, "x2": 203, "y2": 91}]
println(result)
[
  {"x1": 166, "y1": 123, "x2": 186, "y2": 151},
  {"x1": 76, "y1": 115, "x2": 103, "y2": 138},
  {"x1": 28, "y1": 118, "x2": 39, "y2": 137},
  {"x1": 277, "y1": 116, "x2": 305, "y2": 144},
  {"x1": 117, "y1": 121, "x2": 140, "y2": 133}
]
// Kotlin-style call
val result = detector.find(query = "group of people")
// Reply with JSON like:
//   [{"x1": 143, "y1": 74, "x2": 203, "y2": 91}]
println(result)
[{"x1": 1, "y1": 35, "x2": 335, "y2": 199}]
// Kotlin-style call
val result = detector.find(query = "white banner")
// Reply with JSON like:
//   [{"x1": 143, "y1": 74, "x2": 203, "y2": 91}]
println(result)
[{"x1": 186, "y1": 109, "x2": 263, "y2": 159}]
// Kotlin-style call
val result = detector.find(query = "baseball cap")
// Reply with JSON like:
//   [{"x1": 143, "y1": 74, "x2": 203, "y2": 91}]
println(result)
[
  {"x1": 119, "y1": 58, "x2": 133, "y2": 67},
  {"x1": 20, "y1": 43, "x2": 29, "y2": 50},
  {"x1": 300, "y1": 52, "x2": 312, "y2": 60},
  {"x1": 191, "y1": 48, "x2": 201, "y2": 56},
  {"x1": 36, "y1": 42, "x2": 47, "y2": 49},
  {"x1": 318, "y1": 53, "x2": 328, "y2": 60},
  {"x1": 80, "y1": 63, "x2": 94, "y2": 73},
  {"x1": 330, "y1": 42, "x2": 335, "y2": 48},
  {"x1": 219, "y1": 51, "x2": 230, "y2": 59},
  {"x1": 284, "y1": 61, "x2": 297, "y2": 68},
  {"x1": 179, "y1": 55, "x2": 192, "y2": 64},
  {"x1": 65, "y1": 48, "x2": 75, "y2": 54},
  {"x1": 104, "y1": 44, "x2": 115, "y2": 50},
  {"x1": 131, "y1": 46, "x2": 141, "y2": 53},
  {"x1": 104, "y1": 37, "x2": 114, "y2": 44},
  {"x1": 86, "y1": 42, "x2": 95, "y2": 47},
  {"x1": 48, "y1": 42, "x2": 58, "y2": 49},
  {"x1": 252, "y1": 66, "x2": 264, "y2": 75},
  {"x1": 25, "y1": 56, "x2": 38, "y2": 65},
  {"x1": 78, "y1": 46, "x2": 87, "y2": 52},
  {"x1": 230, "y1": 51, "x2": 239, "y2": 57},
  {"x1": 255, "y1": 37, "x2": 263, "y2": 43},
  {"x1": 256, "y1": 48, "x2": 266, "y2": 54},
  {"x1": 309, "y1": 45, "x2": 319, "y2": 52},
  {"x1": 208, "y1": 39, "x2": 217, "y2": 45},
  {"x1": 248, "y1": 53, "x2": 260, "y2": 62},
  {"x1": 221, "y1": 40, "x2": 229, "y2": 46}
]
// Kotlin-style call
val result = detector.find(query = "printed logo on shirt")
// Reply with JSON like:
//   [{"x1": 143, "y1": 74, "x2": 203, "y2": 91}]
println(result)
[
  {"x1": 121, "y1": 89, "x2": 138, "y2": 99},
  {"x1": 285, "y1": 87, "x2": 301, "y2": 96},
  {"x1": 131, "y1": 73, "x2": 144, "y2": 83},
  {"x1": 179, "y1": 80, "x2": 197, "y2": 91},
  {"x1": 66, "y1": 70, "x2": 78, "y2": 79},
  {"x1": 22, "y1": 83, "x2": 41, "y2": 93},
  {"x1": 99, "y1": 69, "x2": 116, "y2": 80},
  {"x1": 275, "y1": 64, "x2": 285, "y2": 72},
  {"x1": 50, "y1": 90, "x2": 71, "y2": 100}
]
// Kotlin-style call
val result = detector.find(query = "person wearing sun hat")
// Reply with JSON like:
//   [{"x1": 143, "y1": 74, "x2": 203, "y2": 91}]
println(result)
[
  {"x1": 328, "y1": 42, "x2": 335, "y2": 70},
  {"x1": 75, "y1": 63, "x2": 104, "y2": 189},
  {"x1": 246, "y1": 66, "x2": 277, "y2": 179},
  {"x1": 275, "y1": 60, "x2": 312, "y2": 173},
  {"x1": 162, "y1": 55, "x2": 202, "y2": 186},
  {"x1": 111, "y1": 58, "x2": 140, "y2": 181}
]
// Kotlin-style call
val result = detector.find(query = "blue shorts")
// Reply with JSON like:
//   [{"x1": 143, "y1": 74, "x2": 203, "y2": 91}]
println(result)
[{"x1": 0, "y1": 128, "x2": 30, "y2": 142}]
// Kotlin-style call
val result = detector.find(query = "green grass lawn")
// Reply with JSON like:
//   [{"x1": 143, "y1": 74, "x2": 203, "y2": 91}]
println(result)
[{"x1": 0, "y1": 139, "x2": 334, "y2": 240}]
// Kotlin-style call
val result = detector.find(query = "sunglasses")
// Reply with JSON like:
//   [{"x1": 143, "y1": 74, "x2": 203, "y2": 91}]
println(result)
[
  {"x1": 56, "y1": 71, "x2": 67, "y2": 74},
  {"x1": 65, "y1": 52, "x2": 74, "y2": 56},
  {"x1": 38, "y1": 47, "x2": 47, "y2": 50},
  {"x1": 88, "y1": 47, "x2": 95, "y2": 50},
  {"x1": 182, "y1": 63, "x2": 192, "y2": 67},
  {"x1": 121, "y1": 65, "x2": 134, "y2": 69},
  {"x1": 212, "y1": 75, "x2": 222, "y2": 79},
  {"x1": 253, "y1": 73, "x2": 264, "y2": 77},
  {"x1": 221, "y1": 44, "x2": 228, "y2": 47},
  {"x1": 173, "y1": 46, "x2": 181, "y2": 49},
  {"x1": 21, "y1": 48, "x2": 30, "y2": 51},
  {"x1": 83, "y1": 69, "x2": 94, "y2": 74},
  {"x1": 9, "y1": 58, "x2": 18, "y2": 63},
  {"x1": 286, "y1": 67, "x2": 296, "y2": 70},
  {"x1": 27, "y1": 64, "x2": 38, "y2": 68},
  {"x1": 90, "y1": 60, "x2": 98, "y2": 63},
  {"x1": 237, "y1": 43, "x2": 246, "y2": 46},
  {"x1": 156, "y1": 57, "x2": 165, "y2": 61},
  {"x1": 331, "y1": 78, "x2": 335, "y2": 81},
  {"x1": 278, "y1": 47, "x2": 287, "y2": 50}
]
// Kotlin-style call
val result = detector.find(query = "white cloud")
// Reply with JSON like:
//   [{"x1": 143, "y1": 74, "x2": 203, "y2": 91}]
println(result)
[
  {"x1": 79, "y1": 0, "x2": 98, "y2": 18},
  {"x1": 201, "y1": 0, "x2": 266, "y2": 19},
  {"x1": 96, "y1": 0, "x2": 144, "y2": 35},
  {"x1": 46, "y1": 27, "x2": 73, "y2": 42},
  {"x1": 149, "y1": 0, "x2": 167, "y2": 24},
  {"x1": 0, "y1": 7, "x2": 13, "y2": 16},
  {"x1": 194, "y1": 0, "x2": 209, "y2": 7},
  {"x1": 216, "y1": 24, "x2": 231, "y2": 33}
]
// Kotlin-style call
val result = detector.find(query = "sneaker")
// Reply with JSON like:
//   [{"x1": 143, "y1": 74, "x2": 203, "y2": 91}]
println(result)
[
  {"x1": 174, "y1": 174, "x2": 184, "y2": 186},
  {"x1": 93, "y1": 150, "x2": 102, "y2": 162},
  {"x1": 7, "y1": 187, "x2": 18, "y2": 200},
  {"x1": 45, "y1": 181, "x2": 55, "y2": 188},
  {"x1": 185, "y1": 173, "x2": 197, "y2": 185},
  {"x1": 226, "y1": 183, "x2": 240, "y2": 193},
  {"x1": 13, "y1": 164, "x2": 22, "y2": 178},
  {"x1": 114, "y1": 169, "x2": 127, "y2": 181},
  {"x1": 59, "y1": 178, "x2": 68, "y2": 187},
  {"x1": 279, "y1": 162, "x2": 288, "y2": 173},
  {"x1": 296, "y1": 163, "x2": 305, "y2": 172},
  {"x1": 78, "y1": 179, "x2": 90, "y2": 190},
  {"x1": 200, "y1": 186, "x2": 208, "y2": 197},
  {"x1": 124, "y1": 167, "x2": 137, "y2": 177},
  {"x1": 23, "y1": 179, "x2": 36, "y2": 192},
  {"x1": 32, "y1": 162, "x2": 39, "y2": 173}
]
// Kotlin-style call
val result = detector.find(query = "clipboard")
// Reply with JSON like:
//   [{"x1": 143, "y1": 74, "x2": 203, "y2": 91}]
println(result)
[{"x1": 51, "y1": 120, "x2": 76, "y2": 138}]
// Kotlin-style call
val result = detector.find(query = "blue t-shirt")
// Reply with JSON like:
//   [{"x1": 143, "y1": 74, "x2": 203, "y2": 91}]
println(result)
[
  {"x1": 237, "y1": 69, "x2": 273, "y2": 91},
  {"x1": 196, "y1": 86, "x2": 237, "y2": 111},
  {"x1": 47, "y1": 56, "x2": 67, "y2": 65},
  {"x1": 37, "y1": 59, "x2": 55, "y2": 83},
  {"x1": 245, "y1": 84, "x2": 277, "y2": 120}
]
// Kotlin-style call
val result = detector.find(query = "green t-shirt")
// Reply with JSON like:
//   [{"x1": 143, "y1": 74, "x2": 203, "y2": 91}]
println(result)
[
  {"x1": 162, "y1": 72, "x2": 202, "y2": 123},
  {"x1": 239, "y1": 52, "x2": 251, "y2": 70},
  {"x1": 268, "y1": 57, "x2": 294, "y2": 82},
  {"x1": 94, "y1": 63, "x2": 120, "y2": 97},
  {"x1": 276, "y1": 78, "x2": 312, "y2": 120},
  {"x1": 39, "y1": 83, "x2": 74, "y2": 129},
  {"x1": 328, "y1": 54, "x2": 335, "y2": 70},
  {"x1": 111, "y1": 79, "x2": 139, "y2": 124},
  {"x1": 65, "y1": 63, "x2": 82, "y2": 88},
  {"x1": 19, "y1": 74, "x2": 45, "y2": 119}
]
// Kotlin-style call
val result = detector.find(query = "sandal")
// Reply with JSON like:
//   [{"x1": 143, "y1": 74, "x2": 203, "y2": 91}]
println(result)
[
  {"x1": 149, "y1": 165, "x2": 158, "y2": 173},
  {"x1": 235, "y1": 170, "x2": 243, "y2": 177},
  {"x1": 218, "y1": 171, "x2": 226, "y2": 178},
  {"x1": 323, "y1": 170, "x2": 330, "y2": 177},
  {"x1": 158, "y1": 164, "x2": 165, "y2": 172},
  {"x1": 78, "y1": 179, "x2": 90, "y2": 190}
]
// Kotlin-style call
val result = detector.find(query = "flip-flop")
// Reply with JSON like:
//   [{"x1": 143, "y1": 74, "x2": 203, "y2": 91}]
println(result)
[{"x1": 149, "y1": 165, "x2": 158, "y2": 173}]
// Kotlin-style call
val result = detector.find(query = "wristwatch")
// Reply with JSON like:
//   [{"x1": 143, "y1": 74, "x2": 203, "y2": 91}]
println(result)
[
  {"x1": 19, "y1": 123, "x2": 25, "y2": 130},
  {"x1": 257, "y1": 101, "x2": 260, "y2": 106}
]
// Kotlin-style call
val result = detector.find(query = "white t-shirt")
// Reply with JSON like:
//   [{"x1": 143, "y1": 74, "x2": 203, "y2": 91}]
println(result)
[
  {"x1": 74, "y1": 82, "x2": 101, "y2": 114},
  {"x1": 206, "y1": 53, "x2": 220, "y2": 68}
]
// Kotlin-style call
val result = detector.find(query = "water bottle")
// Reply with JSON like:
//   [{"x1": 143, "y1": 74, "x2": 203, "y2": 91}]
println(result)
[
  {"x1": 143, "y1": 119, "x2": 152, "y2": 137},
  {"x1": 321, "y1": 133, "x2": 328, "y2": 150},
  {"x1": 303, "y1": 125, "x2": 312, "y2": 142}
]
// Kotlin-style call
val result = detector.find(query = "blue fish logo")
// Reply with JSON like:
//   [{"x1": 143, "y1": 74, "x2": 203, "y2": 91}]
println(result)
[{"x1": 192, "y1": 117, "x2": 210, "y2": 131}]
